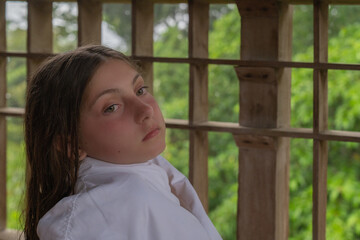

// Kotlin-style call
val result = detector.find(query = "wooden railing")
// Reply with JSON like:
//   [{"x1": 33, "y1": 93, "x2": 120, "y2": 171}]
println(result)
[{"x1": 1, "y1": 1, "x2": 360, "y2": 240}]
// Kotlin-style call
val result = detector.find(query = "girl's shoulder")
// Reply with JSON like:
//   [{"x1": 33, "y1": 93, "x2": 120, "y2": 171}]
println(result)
[
  {"x1": 37, "y1": 173, "x2": 154, "y2": 240},
  {"x1": 37, "y1": 168, "x2": 215, "y2": 240}
]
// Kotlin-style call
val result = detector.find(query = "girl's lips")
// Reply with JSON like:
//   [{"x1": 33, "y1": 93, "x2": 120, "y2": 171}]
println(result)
[{"x1": 142, "y1": 128, "x2": 160, "y2": 141}]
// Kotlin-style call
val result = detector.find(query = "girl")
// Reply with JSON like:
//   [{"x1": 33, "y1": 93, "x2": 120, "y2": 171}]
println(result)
[{"x1": 24, "y1": 45, "x2": 222, "y2": 240}]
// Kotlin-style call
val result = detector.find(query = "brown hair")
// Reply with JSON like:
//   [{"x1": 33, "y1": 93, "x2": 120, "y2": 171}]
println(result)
[{"x1": 24, "y1": 45, "x2": 138, "y2": 239}]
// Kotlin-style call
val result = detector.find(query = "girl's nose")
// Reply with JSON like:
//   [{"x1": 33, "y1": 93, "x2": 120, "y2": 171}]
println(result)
[{"x1": 134, "y1": 99, "x2": 154, "y2": 124}]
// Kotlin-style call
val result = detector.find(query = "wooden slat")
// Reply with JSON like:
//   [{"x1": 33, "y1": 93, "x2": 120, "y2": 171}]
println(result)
[
  {"x1": 114, "y1": 0, "x2": 360, "y2": 6},
  {"x1": 2, "y1": 52, "x2": 360, "y2": 72},
  {"x1": 0, "y1": 107, "x2": 25, "y2": 117},
  {"x1": 283, "y1": 0, "x2": 360, "y2": 4},
  {"x1": 0, "y1": 0, "x2": 6, "y2": 231},
  {"x1": 133, "y1": 56, "x2": 360, "y2": 71},
  {"x1": 0, "y1": 110, "x2": 358, "y2": 143},
  {"x1": 322, "y1": 130, "x2": 360, "y2": 142},
  {"x1": 236, "y1": 67, "x2": 277, "y2": 128},
  {"x1": 27, "y1": 1, "x2": 53, "y2": 77},
  {"x1": 313, "y1": 1, "x2": 329, "y2": 240},
  {"x1": 277, "y1": 3, "x2": 293, "y2": 128},
  {"x1": 78, "y1": 0, "x2": 102, "y2": 46},
  {"x1": 5, "y1": 0, "x2": 360, "y2": 5},
  {"x1": 235, "y1": 135, "x2": 277, "y2": 239},
  {"x1": 0, "y1": 52, "x2": 53, "y2": 58},
  {"x1": 28, "y1": 2, "x2": 52, "y2": 53},
  {"x1": 275, "y1": 4, "x2": 292, "y2": 240},
  {"x1": 188, "y1": 0, "x2": 210, "y2": 210},
  {"x1": 0, "y1": 229, "x2": 23, "y2": 240},
  {"x1": 0, "y1": 2, "x2": 4, "y2": 51},
  {"x1": 313, "y1": 139, "x2": 328, "y2": 240},
  {"x1": 0, "y1": 3, "x2": 359, "y2": 240},
  {"x1": 132, "y1": 0, "x2": 154, "y2": 93},
  {"x1": 166, "y1": 119, "x2": 360, "y2": 142},
  {"x1": 235, "y1": 1, "x2": 291, "y2": 239}
]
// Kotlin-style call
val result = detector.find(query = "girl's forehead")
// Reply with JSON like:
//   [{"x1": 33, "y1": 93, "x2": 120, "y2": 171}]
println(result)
[
  {"x1": 81, "y1": 60, "x2": 140, "y2": 105},
  {"x1": 95, "y1": 59, "x2": 137, "y2": 78},
  {"x1": 87, "y1": 60, "x2": 134, "y2": 86}
]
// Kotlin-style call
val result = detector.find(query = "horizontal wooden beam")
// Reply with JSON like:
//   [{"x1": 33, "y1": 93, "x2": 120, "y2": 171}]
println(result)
[
  {"x1": 283, "y1": 0, "x2": 360, "y2": 4},
  {"x1": 166, "y1": 119, "x2": 360, "y2": 142},
  {"x1": 4, "y1": 0, "x2": 360, "y2": 4},
  {"x1": 133, "y1": 56, "x2": 360, "y2": 71},
  {"x1": 0, "y1": 229, "x2": 23, "y2": 240},
  {"x1": 0, "y1": 51, "x2": 54, "y2": 58},
  {"x1": 0, "y1": 107, "x2": 25, "y2": 117},
  {"x1": 2, "y1": 51, "x2": 360, "y2": 71},
  {"x1": 1, "y1": 108, "x2": 359, "y2": 142}
]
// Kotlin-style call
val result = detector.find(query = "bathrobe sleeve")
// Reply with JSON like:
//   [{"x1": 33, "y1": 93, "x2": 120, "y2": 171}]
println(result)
[{"x1": 152, "y1": 155, "x2": 223, "y2": 240}]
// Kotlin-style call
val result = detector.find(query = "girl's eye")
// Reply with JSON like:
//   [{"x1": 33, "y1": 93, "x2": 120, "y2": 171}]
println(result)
[
  {"x1": 136, "y1": 86, "x2": 148, "y2": 96},
  {"x1": 104, "y1": 104, "x2": 119, "y2": 113}
]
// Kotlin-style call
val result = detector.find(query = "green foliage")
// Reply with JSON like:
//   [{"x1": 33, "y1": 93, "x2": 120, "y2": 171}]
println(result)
[
  {"x1": 327, "y1": 23, "x2": 360, "y2": 132},
  {"x1": 209, "y1": 5, "x2": 240, "y2": 59},
  {"x1": 6, "y1": 58, "x2": 27, "y2": 109},
  {"x1": 209, "y1": 64, "x2": 239, "y2": 122},
  {"x1": 53, "y1": 2, "x2": 78, "y2": 53},
  {"x1": 152, "y1": 18, "x2": 190, "y2": 176},
  {"x1": 102, "y1": 4, "x2": 132, "y2": 54},
  {"x1": 292, "y1": 5, "x2": 313, "y2": 60},
  {"x1": 6, "y1": 118, "x2": 26, "y2": 230},
  {"x1": 162, "y1": 128, "x2": 189, "y2": 176},
  {"x1": 289, "y1": 12, "x2": 360, "y2": 240},
  {"x1": 328, "y1": 5, "x2": 360, "y2": 41},
  {"x1": 209, "y1": 182, "x2": 237, "y2": 239},
  {"x1": 289, "y1": 139, "x2": 313, "y2": 240},
  {"x1": 292, "y1": 4, "x2": 360, "y2": 61},
  {"x1": 6, "y1": 1, "x2": 27, "y2": 52},
  {"x1": 153, "y1": 62, "x2": 189, "y2": 120},
  {"x1": 290, "y1": 67, "x2": 313, "y2": 128},
  {"x1": 154, "y1": 25, "x2": 188, "y2": 58},
  {"x1": 6, "y1": 28, "x2": 26, "y2": 52}
]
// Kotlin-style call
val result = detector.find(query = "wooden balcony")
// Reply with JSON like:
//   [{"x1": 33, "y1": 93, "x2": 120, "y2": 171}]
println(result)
[{"x1": 1, "y1": 0, "x2": 360, "y2": 240}]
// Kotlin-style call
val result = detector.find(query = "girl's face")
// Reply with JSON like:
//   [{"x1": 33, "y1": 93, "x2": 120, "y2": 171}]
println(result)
[{"x1": 79, "y1": 59, "x2": 166, "y2": 164}]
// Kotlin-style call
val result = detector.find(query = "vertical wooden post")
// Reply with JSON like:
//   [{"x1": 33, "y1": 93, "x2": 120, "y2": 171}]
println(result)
[
  {"x1": 313, "y1": 1, "x2": 328, "y2": 240},
  {"x1": 234, "y1": 1, "x2": 292, "y2": 239},
  {"x1": 188, "y1": 0, "x2": 209, "y2": 210},
  {"x1": 78, "y1": 0, "x2": 102, "y2": 46},
  {"x1": 132, "y1": 0, "x2": 154, "y2": 93},
  {"x1": 0, "y1": 0, "x2": 6, "y2": 231},
  {"x1": 28, "y1": 1, "x2": 53, "y2": 75}
]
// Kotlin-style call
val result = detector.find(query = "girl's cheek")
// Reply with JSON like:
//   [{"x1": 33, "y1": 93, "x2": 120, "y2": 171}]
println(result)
[
  {"x1": 149, "y1": 97, "x2": 161, "y2": 109},
  {"x1": 151, "y1": 100, "x2": 162, "y2": 113}
]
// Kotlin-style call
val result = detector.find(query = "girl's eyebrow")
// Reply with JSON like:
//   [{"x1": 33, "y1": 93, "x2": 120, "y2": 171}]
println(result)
[
  {"x1": 132, "y1": 73, "x2": 141, "y2": 85},
  {"x1": 89, "y1": 73, "x2": 141, "y2": 108},
  {"x1": 89, "y1": 88, "x2": 121, "y2": 108}
]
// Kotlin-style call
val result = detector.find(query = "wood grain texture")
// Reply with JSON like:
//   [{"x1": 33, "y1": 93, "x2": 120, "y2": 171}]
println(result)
[
  {"x1": 188, "y1": 0, "x2": 209, "y2": 210},
  {"x1": 132, "y1": 0, "x2": 154, "y2": 93},
  {"x1": 0, "y1": 1, "x2": 6, "y2": 230},
  {"x1": 27, "y1": 1, "x2": 53, "y2": 77},
  {"x1": 235, "y1": 1, "x2": 291, "y2": 239},
  {"x1": 4, "y1": 0, "x2": 360, "y2": 5},
  {"x1": 236, "y1": 138, "x2": 277, "y2": 240},
  {"x1": 28, "y1": 1, "x2": 52, "y2": 53},
  {"x1": 236, "y1": 66, "x2": 277, "y2": 128},
  {"x1": 78, "y1": 0, "x2": 102, "y2": 46},
  {"x1": 313, "y1": 1, "x2": 329, "y2": 240}
]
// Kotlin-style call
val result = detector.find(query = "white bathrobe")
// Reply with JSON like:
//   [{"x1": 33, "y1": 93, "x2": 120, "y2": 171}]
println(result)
[{"x1": 37, "y1": 155, "x2": 222, "y2": 240}]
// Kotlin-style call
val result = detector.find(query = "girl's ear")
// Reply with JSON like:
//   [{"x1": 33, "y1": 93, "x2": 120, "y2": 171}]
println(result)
[
  {"x1": 67, "y1": 145, "x2": 87, "y2": 161},
  {"x1": 55, "y1": 136, "x2": 87, "y2": 160},
  {"x1": 78, "y1": 148, "x2": 87, "y2": 161}
]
